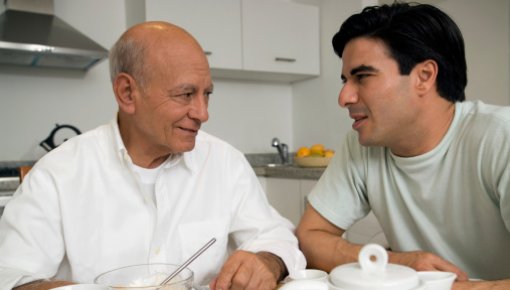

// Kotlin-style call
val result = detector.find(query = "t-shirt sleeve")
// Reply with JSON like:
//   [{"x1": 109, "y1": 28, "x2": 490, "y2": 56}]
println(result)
[{"x1": 307, "y1": 132, "x2": 371, "y2": 230}]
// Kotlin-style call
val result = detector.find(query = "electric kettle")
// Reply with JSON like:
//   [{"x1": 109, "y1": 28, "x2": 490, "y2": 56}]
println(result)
[{"x1": 40, "y1": 123, "x2": 82, "y2": 152}]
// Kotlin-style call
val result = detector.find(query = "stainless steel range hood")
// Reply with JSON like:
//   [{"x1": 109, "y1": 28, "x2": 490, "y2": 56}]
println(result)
[{"x1": 0, "y1": 0, "x2": 108, "y2": 70}]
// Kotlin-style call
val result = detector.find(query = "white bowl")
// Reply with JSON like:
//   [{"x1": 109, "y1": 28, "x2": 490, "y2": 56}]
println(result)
[{"x1": 94, "y1": 263, "x2": 193, "y2": 289}]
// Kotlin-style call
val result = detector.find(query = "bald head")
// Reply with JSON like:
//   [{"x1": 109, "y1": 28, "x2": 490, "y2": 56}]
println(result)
[{"x1": 109, "y1": 21, "x2": 207, "y2": 88}]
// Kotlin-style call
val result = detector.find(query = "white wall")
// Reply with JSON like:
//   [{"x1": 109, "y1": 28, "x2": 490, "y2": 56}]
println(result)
[
  {"x1": 292, "y1": 0, "x2": 510, "y2": 151},
  {"x1": 292, "y1": 0, "x2": 367, "y2": 151},
  {"x1": 202, "y1": 80, "x2": 294, "y2": 153},
  {"x1": 0, "y1": 0, "x2": 294, "y2": 161},
  {"x1": 438, "y1": 0, "x2": 510, "y2": 106},
  {"x1": 0, "y1": 0, "x2": 125, "y2": 161},
  {"x1": 0, "y1": 0, "x2": 508, "y2": 161}
]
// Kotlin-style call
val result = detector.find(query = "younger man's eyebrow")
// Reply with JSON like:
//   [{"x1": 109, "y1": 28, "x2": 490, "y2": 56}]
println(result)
[
  {"x1": 351, "y1": 65, "x2": 378, "y2": 76},
  {"x1": 341, "y1": 65, "x2": 378, "y2": 82}
]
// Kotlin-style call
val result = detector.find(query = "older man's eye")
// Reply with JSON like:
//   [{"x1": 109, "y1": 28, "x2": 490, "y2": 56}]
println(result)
[{"x1": 177, "y1": 92, "x2": 193, "y2": 99}]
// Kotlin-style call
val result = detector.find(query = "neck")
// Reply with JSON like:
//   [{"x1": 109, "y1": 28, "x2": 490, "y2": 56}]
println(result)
[
  {"x1": 118, "y1": 115, "x2": 172, "y2": 169},
  {"x1": 391, "y1": 100, "x2": 456, "y2": 157},
  {"x1": 134, "y1": 154, "x2": 171, "y2": 168}
]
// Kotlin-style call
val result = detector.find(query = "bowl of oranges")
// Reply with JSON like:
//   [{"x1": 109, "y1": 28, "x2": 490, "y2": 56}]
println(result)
[{"x1": 294, "y1": 144, "x2": 334, "y2": 168}]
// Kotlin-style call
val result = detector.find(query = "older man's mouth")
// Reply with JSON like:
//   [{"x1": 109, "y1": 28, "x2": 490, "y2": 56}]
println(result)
[{"x1": 178, "y1": 126, "x2": 199, "y2": 135}]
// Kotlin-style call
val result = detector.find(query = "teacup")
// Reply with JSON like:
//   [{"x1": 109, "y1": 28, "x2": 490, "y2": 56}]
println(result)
[{"x1": 290, "y1": 269, "x2": 328, "y2": 282}]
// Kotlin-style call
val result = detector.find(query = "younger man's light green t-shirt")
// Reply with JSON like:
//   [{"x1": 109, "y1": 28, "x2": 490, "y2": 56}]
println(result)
[{"x1": 308, "y1": 100, "x2": 510, "y2": 280}]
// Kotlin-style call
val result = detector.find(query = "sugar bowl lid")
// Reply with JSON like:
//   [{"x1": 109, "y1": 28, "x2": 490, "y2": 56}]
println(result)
[{"x1": 329, "y1": 244, "x2": 421, "y2": 290}]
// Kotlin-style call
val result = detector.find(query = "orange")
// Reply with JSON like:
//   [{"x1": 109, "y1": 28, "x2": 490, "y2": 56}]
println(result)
[
  {"x1": 324, "y1": 149, "x2": 335, "y2": 158},
  {"x1": 296, "y1": 146, "x2": 311, "y2": 157},
  {"x1": 310, "y1": 144, "x2": 325, "y2": 156}
]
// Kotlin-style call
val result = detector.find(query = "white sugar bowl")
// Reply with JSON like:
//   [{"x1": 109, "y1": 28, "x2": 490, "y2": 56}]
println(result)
[{"x1": 329, "y1": 244, "x2": 455, "y2": 290}]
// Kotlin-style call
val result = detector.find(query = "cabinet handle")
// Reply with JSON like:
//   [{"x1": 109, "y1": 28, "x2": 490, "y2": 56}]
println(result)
[
  {"x1": 204, "y1": 51, "x2": 212, "y2": 56},
  {"x1": 274, "y1": 57, "x2": 296, "y2": 63}
]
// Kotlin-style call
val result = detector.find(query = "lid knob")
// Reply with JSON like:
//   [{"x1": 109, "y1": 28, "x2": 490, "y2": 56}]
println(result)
[{"x1": 359, "y1": 243, "x2": 388, "y2": 274}]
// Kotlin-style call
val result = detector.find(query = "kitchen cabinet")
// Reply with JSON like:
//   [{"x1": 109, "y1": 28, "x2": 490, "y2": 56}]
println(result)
[
  {"x1": 145, "y1": 0, "x2": 242, "y2": 70},
  {"x1": 242, "y1": 0, "x2": 320, "y2": 77},
  {"x1": 258, "y1": 177, "x2": 317, "y2": 226},
  {"x1": 258, "y1": 176, "x2": 387, "y2": 246},
  {"x1": 145, "y1": 0, "x2": 320, "y2": 83}
]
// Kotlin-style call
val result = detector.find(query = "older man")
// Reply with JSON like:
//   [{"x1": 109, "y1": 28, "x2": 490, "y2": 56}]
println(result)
[{"x1": 0, "y1": 22, "x2": 305, "y2": 290}]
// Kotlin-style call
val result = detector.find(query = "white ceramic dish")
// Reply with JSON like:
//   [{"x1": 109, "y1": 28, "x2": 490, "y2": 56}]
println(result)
[{"x1": 417, "y1": 271, "x2": 456, "y2": 290}]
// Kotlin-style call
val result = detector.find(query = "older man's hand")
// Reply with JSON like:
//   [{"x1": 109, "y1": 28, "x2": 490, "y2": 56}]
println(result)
[{"x1": 209, "y1": 250, "x2": 287, "y2": 290}]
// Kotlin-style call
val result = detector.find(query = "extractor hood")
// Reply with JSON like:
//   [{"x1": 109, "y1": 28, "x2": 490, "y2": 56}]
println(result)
[{"x1": 0, "y1": 0, "x2": 108, "y2": 70}]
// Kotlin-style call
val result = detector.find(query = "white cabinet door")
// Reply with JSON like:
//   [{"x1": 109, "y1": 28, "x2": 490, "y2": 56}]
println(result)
[
  {"x1": 242, "y1": 0, "x2": 320, "y2": 76},
  {"x1": 145, "y1": 0, "x2": 242, "y2": 70},
  {"x1": 262, "y1": 178, "x2": 318, "y2": 226},
  {"x1": 264, "y1": 177, "x2": 302, "y2": 226},
  {"x1": 299, "y1": 179, "x2": 317, "y2": 215},
  {"x1": 262, "y1": 176, "x2": 388, "y2": 246}
]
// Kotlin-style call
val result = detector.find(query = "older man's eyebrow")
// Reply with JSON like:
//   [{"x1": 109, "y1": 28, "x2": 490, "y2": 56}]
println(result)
[{"x1": 166, "y1": 84, "x2": 195, "y2": 96}]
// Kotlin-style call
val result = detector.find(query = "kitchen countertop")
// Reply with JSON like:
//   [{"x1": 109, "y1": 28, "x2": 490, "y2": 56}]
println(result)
[
  {"x1": 252, "y1": 164, "x2": 325, "y2": 180},
  {"x1": 0, "y1": 154, "x2": 326, "y2": 193},
  {"x1": 0, "y1": 161, "x2": 35, "y2": 194},
  {"x1": 245, "y1": 153, "x2": 326, "y2": 180}
]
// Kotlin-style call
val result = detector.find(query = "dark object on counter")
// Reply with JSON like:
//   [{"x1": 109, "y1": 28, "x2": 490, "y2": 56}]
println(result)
[
  {"x1": 0, "y1": 167, "x2": 19, "y2": 177},
  {"x1": 40, "y1": 124, "x2": 81, "y2": 152}
]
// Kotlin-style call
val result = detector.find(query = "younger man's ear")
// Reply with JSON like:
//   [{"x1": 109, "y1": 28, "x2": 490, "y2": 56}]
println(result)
[
  {"x1": 414, "y1": 59, "x2": 438, "y2": 95},
  {"x1": 113, "y1": 73, "x2": 140, "y2": 114}
]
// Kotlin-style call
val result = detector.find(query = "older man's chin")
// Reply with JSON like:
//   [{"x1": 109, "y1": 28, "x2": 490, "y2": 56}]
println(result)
[{"x1": 172, "y1": 139, "x2": 197, "y2": 154}]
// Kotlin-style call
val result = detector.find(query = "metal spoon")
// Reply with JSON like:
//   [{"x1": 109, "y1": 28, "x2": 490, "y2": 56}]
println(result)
[{"x1": 159, "y1": 237, "x2": 217, "y2": 286}]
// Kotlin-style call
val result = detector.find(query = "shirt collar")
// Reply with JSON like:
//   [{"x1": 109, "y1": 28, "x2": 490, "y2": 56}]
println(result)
[
  {"x1": 110, "y1": 118, "x2": 131, "y2": 165},
  {"x1": 110, "y1": 118, "x2": 197, "y2": 173}
]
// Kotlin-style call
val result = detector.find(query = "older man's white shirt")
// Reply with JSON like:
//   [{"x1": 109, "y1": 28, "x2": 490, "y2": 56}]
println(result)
[{"x1": 0, "y1": 120, "x2": 306, "y2": 289}]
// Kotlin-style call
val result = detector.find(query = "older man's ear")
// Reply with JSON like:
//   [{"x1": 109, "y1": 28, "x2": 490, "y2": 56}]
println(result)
[{"x1": 114, "y1": 72, "x2": 140, "y2": 115}]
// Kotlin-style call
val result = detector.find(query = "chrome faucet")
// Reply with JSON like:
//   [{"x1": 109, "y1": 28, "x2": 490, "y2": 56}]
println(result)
[{"x1": 271, "y1": 137, "x2": 289, "y2": 164}]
